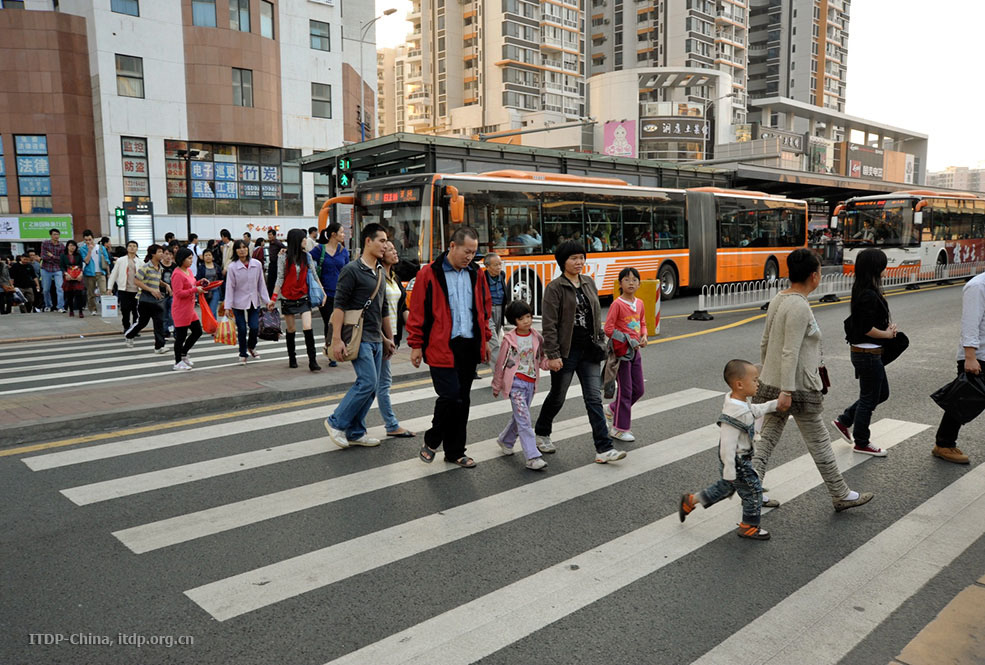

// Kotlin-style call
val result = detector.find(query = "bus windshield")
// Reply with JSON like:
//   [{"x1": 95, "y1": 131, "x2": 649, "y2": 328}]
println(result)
[
  {"x1": 841, "y1": 199, "x2": 919, "y2": 248},
  {"x1": 355, "y1": 183, "x2": 429, "y2": 280}
]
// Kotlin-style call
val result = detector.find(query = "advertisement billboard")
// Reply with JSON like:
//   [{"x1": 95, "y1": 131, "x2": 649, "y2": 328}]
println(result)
[
  {"x1": 807, "y1": 136, "x2": 836, "y2": 174},
  {"x1": 0, "y1": 215, "x2": 73, "y2": 240},
  {"x1": 602, "y1": 121, "x2": 637, "y2": 158},
  {"x1": 639, "y1": 117, "x2": 709, "y2": 141},
  {"x1": 845, "y1": 143, "x2": 885, "y2": 180},
  {"x1": 756, "y1": 126, "x2": 805, "y2": 153}
]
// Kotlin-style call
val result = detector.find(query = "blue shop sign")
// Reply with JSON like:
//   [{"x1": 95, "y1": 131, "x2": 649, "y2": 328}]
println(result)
[
  {"x1": 215, "y1": 181, "x2": 238, "y2": 199},
  {"x1": 190, "y1": 161, "x2": 214, "y2": 180},
  {"x1": 191, "y1": 180, "x2": 215, "y2": 198},
  {"x1": 16, "y1": 156, "x2": 50, "y2": 176},
  {"x1": 215, "y1": 163, "x2": 237, "y2": 181},
  {"x1": 15, "y1": 135, "x2": 48, "y2": 155},
  {"x1": 19, "y1": 177, "x2": 52, "y2": 196}
]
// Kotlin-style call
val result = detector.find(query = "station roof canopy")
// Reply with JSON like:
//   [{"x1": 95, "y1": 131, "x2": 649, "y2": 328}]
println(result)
[{"x1": 749, "y1": 97, "x2": 929, "y2": 143}]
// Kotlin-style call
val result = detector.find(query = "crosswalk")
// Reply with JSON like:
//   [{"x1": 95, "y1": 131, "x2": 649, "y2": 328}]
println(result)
[{"x1": 12, "y1": 373, "x2": 984, "y2": 665}]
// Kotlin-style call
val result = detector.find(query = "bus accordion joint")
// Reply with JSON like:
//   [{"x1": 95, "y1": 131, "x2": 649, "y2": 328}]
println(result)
[
  {"x1": 479, "y1": 169, "x2": 630, "y2": 187},
  {"x1": 446, "y1": 185, "x2": 465, "y2": 224},
  {"x1": 317, "y1": 195, "x2": 355, "y2": 232}
]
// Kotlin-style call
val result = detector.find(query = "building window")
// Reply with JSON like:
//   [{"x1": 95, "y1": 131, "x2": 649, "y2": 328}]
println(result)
[
  {"x1": 111, "y1": 0, "x2": 138, "y2": 16},
  {"x1": 311, "y1": 83, "x2": 332, "y2": 119},
  {"x1": 2, "y1": 0, "x2": 27, "y2": 8},
  {"x1": 116, "y1": 54, "x2": 144, "y2": 98},
  {"x1": 192, "y1": 0, "x2": 216, "y2": 27},
  {"x1": 260, "y1": 1, "x2": 274, "y2": 39},
  {"x1": 14, "y1": 135, "x2": 52, "y2": 214},
  {"x1": 232, "y1": 68, "x2": 253, "y2": 107},
  {"x1": 310, "y1": 19, "x2": 330, "y2": 51},
  {"x1": 229, "y1": 0, "x2": 249, "y2": 32}
]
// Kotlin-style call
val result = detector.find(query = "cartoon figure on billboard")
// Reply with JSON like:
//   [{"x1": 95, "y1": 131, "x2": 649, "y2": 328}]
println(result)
[{"x1": 603, "y1": 121, "x2": 637, "y2": 158}]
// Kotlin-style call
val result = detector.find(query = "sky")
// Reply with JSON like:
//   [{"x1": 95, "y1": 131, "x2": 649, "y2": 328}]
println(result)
[{"x1": 376, "y1": 0, "x2": 983, "y2": 172}]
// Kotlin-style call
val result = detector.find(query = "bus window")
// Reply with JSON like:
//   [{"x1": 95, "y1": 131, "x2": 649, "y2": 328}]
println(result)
[
  {"x1": 462, "y1": 187, "x2": 541, "y2": 256},
  {"x1": 542, "y1": 193, "x2": 584, "y2": 252},
  {"x1": 584, "y1": 201, "x2": 619, "y2": 251},
  {"x1": 622, "y1": 200, "x2": 652, "y2": 249},
  {"x1": 716, "y1": 196, "x2": 743, "y2": 248},
  {"x1": 653, "y1": 195, "x2": 686, "y2": 248}
]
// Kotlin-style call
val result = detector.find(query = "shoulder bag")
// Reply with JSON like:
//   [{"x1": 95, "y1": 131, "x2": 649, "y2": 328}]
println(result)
[{"x1": 325, "y1": 267, "x2": 384, "y2": 362}]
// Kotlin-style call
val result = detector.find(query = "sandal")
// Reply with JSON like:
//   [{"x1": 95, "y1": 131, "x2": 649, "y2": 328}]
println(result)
[
  {"x1": 387, "y1": 429, "x2": 417, "y2": 438},
  {"x1": 447, "y1": 456, "x2": 476, "y2": 468},
  {"x1": 419, "y1": 443, "x2": 437, "y2": 464}
]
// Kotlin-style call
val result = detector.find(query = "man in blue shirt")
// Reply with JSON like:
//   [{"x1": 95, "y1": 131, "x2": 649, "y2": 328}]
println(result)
[{"x1": 80, "y1": 230, "x2": 111, "y2": 315}]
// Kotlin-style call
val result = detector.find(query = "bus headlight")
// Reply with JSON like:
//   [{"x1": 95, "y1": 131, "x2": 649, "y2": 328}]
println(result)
[
  {"x1": 900, "y1": 259, "x2": 921, "y2": 266},
  {"x1": 843, "y1": 259, "x2": 853, "y2": 265}
]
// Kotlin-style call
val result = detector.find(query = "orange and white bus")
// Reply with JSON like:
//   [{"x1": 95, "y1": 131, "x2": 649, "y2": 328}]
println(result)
[
  {"x1": 837, "y1": 190, "x2": 985, "y2": 273},
  {"x1": 320, "y1": 170, "x2": 807, "y2": 303}
]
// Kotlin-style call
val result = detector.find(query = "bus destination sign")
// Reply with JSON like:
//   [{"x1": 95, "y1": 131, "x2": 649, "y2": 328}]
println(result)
[{"x1": 360, "y1": 188, "x2": 421, "y2": 206}]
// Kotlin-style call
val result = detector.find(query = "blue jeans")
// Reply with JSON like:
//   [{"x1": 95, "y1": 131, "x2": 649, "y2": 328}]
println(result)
[
  {"x1": 233, "y1": 307, "x2": 260, "y2": 358},
  {"x1": 206, "y1": 288, "x2": 221, "y2": 318},
  {"x1": 376, "y1": 356, "x2": 400, "y2": 432},
  {"x1": 837, "y1": 351, "x2": 889, "y2": 447},
  {"x1": 699, "y1": 456, "x2": 763, "y2": 526},
  {"x1": 534, "y1": 343, "x2": 612, "y2": 453},
  {"x1": 163, "y1": 296, "x2": 174, "y2": 331},
  {"x1": 328, "y1": 342, "x2": 383, "y2": 440},
  {"x1": 41, "y1": 268, "x2": 64, "y2": 309}
]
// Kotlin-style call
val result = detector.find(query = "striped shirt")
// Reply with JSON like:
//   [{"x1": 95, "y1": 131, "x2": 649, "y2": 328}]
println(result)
[{"x1": 136, "y1": 262, "x2": 164, "y2": 303}]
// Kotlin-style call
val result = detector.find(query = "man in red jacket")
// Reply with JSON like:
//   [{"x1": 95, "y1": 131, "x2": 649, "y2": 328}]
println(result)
[{"x1": 407, "y1": 226, "x2": 492, "y2": 468}]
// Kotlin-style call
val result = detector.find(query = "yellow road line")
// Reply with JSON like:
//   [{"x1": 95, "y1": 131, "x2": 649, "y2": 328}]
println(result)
[{"x1": 1, "y1": 282, "x2": 960, "y2": 457}]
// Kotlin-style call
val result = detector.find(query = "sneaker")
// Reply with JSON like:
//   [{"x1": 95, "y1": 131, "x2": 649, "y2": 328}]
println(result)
[
  {"x1": 853, "y1": 443, "x2": 887, "y2": 457},
  {"x1": 125, "y1": 338, "x2": 134, "y2": 348},
  {"x1": 153, "y1": 347, "x2": 168, "y2": 355},
  {"x1": 496, "y1": 440, "x2": 515, "y2": 455},
  {"x1": 182, "y1": 356, "x2": 194, "y2": 367},
  {"x1": 832, "y1": 419, "x2": 853, "y2": 445},
  {"x1": 679, "y1": 493, "x2": 697, "y2": 522},
  {"x1": 349, "y1": 434, "x2": 381, "y2": 447},
  {"x1": 43, "y1": 307, "x2": 51, "y2": 312},
  {"x1": 737, "y1": 523, "x2": 771, "y2": 540},
  {"x1": 57, "y1": 308, "x2": 66, "y2": 313},
  {"x1": 525, "y1": 457, "x2": 547, "y2": 471},
  {"x1": 324, "y1": 420, "x2": 349, "y2": 449},
  {"x1": 604, "y1": 405, "x2": 614, "y2": 423},
  {"x1": 833, "y1": 491, "x2": 874, "y2": 512},
  {"x1": 248, "y1": 348, "x2": 260, "y2": 359},
  {"x1": 610, "y1": 428, "x2": 635, "y2": 442},
  {"x1": 172, "y1": 360, "x2": 191, "y2": 371},
  {"x1": 932, "y1": 445, "x2": 970, "y2": 464},
  {"x1": 762, "y1": 497, "x2": 781, "y2": 508},
  {"x1": 536, "y1": 435, "x2": 557, "y2": 454},
  {"x1": 595, "y1": 448, "x2": 627, "y2": 464}
]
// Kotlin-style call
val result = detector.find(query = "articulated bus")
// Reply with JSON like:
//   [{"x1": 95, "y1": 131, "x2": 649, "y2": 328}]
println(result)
[
  {"x1": 837, "y1": 190, "x2": 985, "y2": 273},
  {"x1": 320, "y1": 170, "x2": 807, "y2": 304}
]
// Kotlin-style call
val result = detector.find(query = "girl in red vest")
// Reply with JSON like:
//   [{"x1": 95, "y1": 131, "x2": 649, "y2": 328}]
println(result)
[{"x1": 270, "y1": 228, "x2": 324, "y2": 371}]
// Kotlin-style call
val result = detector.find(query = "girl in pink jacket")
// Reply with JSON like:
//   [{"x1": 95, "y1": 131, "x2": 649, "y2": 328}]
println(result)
[{"x1": 492, "y1": 300, "x2": 552, "y2": 471}]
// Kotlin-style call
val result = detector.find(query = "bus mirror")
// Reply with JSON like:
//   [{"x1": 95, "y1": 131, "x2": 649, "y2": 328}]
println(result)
[
  {"x1": 914, "y1": 211, "x2": 923, "y2": 226},
  {"x1": 447, "y1": 185, "x2": 465, "y2": 224},
  {"x1": 830, "y1": 216, "x2": 838, "y2": 229},
  {"x1": 915, "y1": 200, "x2": 929, "y2": 212}
]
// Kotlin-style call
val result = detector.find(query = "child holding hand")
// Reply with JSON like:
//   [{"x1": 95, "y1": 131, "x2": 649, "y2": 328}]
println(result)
[
  {"x1": 679, "y1": 359, "x2": 779, "y2": 541},
  {"x1": 604, "y1": 267, "x2": 647, "y2": 442},
  {"x1": 492, "y1": 300, "x2": 552, "y2": 471}
]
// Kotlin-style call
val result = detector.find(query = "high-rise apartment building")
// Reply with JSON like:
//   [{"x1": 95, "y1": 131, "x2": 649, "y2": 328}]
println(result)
[
  {"x1": 378, "y1": 46, "x2": 408, "y2": 136},
  {"x1": 588, "y1": 0, "x2": 749, "y2": 125},
  {"x1": 399, "y1": 0, "x2": 586, "y2": 139},
  {"x1": 927, "y1": 166, "x2": 985, "y2": 193},
  {"x1": 747, "y1": 0, "x2": 849, "y2": 111}
]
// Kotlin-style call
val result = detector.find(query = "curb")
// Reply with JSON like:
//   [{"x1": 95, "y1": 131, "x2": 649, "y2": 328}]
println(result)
[
  {"x1": 5, "y1": 367, "x2": 435, "y2": 448},
  {"x1": 1, "y1": 330, "x2": 121, "y2": 345}
]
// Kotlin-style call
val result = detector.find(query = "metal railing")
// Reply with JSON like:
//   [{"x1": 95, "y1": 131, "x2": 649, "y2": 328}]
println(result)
[{"x1": 689, "y1": 261, "x2": 985, "y2": 321}]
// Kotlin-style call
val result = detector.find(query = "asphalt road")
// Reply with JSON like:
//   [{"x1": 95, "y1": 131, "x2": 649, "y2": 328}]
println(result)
[{"x1": 2, "y1": 282, "x2": 984, "y2": 665}]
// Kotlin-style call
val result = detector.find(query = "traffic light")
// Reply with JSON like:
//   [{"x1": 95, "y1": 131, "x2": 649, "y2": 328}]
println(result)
[
  {"x1": 336, "y1": 157, "x2": 353, "y2": 190},
  {"x1": 114, "y1": 207, "x2": 127, "y2": 228}
]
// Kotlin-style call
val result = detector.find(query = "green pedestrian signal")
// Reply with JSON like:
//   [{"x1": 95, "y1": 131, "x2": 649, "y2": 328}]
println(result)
[
  {"x1": 336, "y1": 157, "x2": 353, "y2": 190},
  {"x1": 114, "y1": 207, "x2": 127, "y2": 227}
]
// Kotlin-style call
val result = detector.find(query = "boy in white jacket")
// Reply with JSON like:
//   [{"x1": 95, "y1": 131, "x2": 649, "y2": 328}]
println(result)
[{"x1": 679, "y1": 359, "x2": 778, "y2": 540}]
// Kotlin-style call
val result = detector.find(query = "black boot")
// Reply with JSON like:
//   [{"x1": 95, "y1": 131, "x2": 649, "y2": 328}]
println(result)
[
  {"x1": 304, "y1": 329, "x2": 321, "y2": 371},
  {"x1": 286, "y1": 331, "x2": 298, "y2": 368}
]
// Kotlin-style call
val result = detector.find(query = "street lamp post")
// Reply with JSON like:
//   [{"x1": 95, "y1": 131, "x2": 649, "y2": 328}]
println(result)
[
  {"x1": 176, "y1": 148, "x2": 201, "y2": 241},
  {"x1": 358, "y1": 8, "x2": 397, "y2": 142},
  {"x1": 702, "y1": 92, "x2": 734, "y2": 160}
]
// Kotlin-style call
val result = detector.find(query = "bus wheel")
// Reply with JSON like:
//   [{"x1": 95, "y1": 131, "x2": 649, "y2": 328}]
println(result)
[
  {"x1": 937, "y1": 252, "x2": 948, "y2": 266},
  {"x1": 764, "y1": 258, "x2": 779, "y2": 284},
  {"x1": 658, "y1": 262, "x2": 678, "y2": 300},
  {"x1": 508, "y1": 269, "x2": 543, "y2": 314}
]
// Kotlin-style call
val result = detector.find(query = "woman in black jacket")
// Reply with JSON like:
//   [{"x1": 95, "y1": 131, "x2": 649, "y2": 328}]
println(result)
[
  {"x1": 60, "y1": 240, "x2": 86, "y2": 318},
  {"x1": 833, "y1": 247, "x2": 900, "y2": 456}
]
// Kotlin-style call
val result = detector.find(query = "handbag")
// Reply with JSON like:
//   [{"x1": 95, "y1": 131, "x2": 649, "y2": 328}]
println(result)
[
  {"x1": 306, "y1": 256, "x2": 326, "y2": 306},
  {"x1": 881, "y1": 331, "x2": 909, "y2": 366},
  {"x1": 258, "y1": 308, "x2": 282, "y2": 341},
  {"x1": 65, "y1": 265, "x2": 83, "y2": 281},
  {"x1": 325, "y1": 268, "x2": 384, "y2": 362},
  {"x1": 214, "y1": 318, "x2": 238, "y2": 346},
  {"x1": 818, "y1": 365, "x2": 831, "y2": 395},
  {"x1": 12, "y1": 287, "x2": 26, "y2": 304},
  {"x1": 931, "y1": 371, "x2": 985, "y2": 424},
  {"x1": 198, "y1": 293, "x2": 218, "y2": 334}
]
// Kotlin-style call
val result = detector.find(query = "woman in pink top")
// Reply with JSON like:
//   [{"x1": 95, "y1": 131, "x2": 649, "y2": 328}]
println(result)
[
  {"x1": 170, "y1": 248, "x2": 205, "y2": 371},
  {"x1": 603, "y1": 267, "x2": 648, "y2": 442}
]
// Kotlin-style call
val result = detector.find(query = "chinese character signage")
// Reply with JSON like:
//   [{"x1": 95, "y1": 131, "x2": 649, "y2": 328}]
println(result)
[
  {"x1": 240, "y1": 183, "x2": 260, "y2": 198},
  {"x1": 122, "y1": 158, "x2": 148, "y2": 177},
  {"x1": 167, "y1": 179, "x2": 186, "y2": 196},
  {"x1": 261, "y1": 166, "x2": 280, "y2": 182},
  {"x1": 239, "y1": 165, "x2": 259, "y2": 181},
  {"x1": 123, "y1": 177, "x2": 150, "y2": 197},
  {"x1": 16, "y1": 156, "x2": 50, "y2": 176},
  {"x1": 0, "y1": 214, "x2": 73, "y2": 240},
  {"x1": 190, "y1": 161, "x2": 214, "y2": 180},
  {"x1": 261, "y1": 184, "x2": 281, "y2": 199},
  {"x1": 639, "y1": 117, "x2": 709, "y2": 141},
  {"x1": 0, "y1": 179, "x2": 6, "y2": 196},
  {"x1": 191, "y1": 180, "x2": 215, "y2": 198},
  {"x1": 215, "y1": 181, "x2": 238, "y2": 198},
  {"x1": 165, "y1": 160, "x2": 186, "y2": 178},
  {"x1": 19, "y1": 177, "x2": 52, "y2": 196},
  {"x1": 215, "y1": 163, "x2": 237, "y2": 181},
  {"x1": 756, "y1": 126, "x2": 805, "y2": 153},
  {"x1": 14, "y1": 135, "x2": 48, "y2": 155},
  {"x1": 121, "y1": 137, "x2": 147, "y2": 157},
  {"x1": 845, "y1": 143, "x2": 885, "y2": 180},
  {"x1": 602, "y1": 121, "x2": 637, "y2": 159}
]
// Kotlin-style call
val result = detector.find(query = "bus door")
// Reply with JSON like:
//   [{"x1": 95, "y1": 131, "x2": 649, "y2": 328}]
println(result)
[{"x1": 686, "y1": 190, "x2": 717, "y2": 289}]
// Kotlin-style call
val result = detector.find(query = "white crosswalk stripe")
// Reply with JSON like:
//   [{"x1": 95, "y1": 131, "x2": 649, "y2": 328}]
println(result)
[{"x1": 16, "y1": 373, "x2": 956, "y2": 665}]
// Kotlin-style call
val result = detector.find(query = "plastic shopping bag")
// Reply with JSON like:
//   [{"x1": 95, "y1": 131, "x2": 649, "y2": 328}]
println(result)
[
  {"x1": 214, "y1": 317, "x2": 238, "y2": 346},
  {"x1": 199, "y1": 293, "x2": 218, "y2": 334}
]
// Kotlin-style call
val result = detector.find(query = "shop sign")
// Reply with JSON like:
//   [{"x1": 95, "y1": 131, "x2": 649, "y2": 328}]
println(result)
[{"x1": 640, "y1": 117, "x2": 709, "y2": 140}]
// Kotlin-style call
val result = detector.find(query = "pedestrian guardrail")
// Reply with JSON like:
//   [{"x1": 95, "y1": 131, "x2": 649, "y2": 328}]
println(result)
[{"x1": 689, "y1": 261, "x2": 985, "y2": 321}]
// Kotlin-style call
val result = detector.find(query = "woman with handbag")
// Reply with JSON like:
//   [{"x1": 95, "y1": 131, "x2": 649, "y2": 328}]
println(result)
[
  {"x1": 60, "y1": 240, "x2": 86, "y2": 318},
  {"x1": 752, "y1": 248, "x2": 874, "y2": 512},
  {"x1": 196, "y1": 249, "x2": 222, "y2": 319},
  {"x1": 223, "y1": 239, "x2": 271, "y2": 365},
  {"x1": 833, "y1": 248, "x2": 901, "y2": 457},
  {"x1": 310, "y1": 223, "x2": 349, "y2": 367},
  {"x1": 170, "y1": 248, "x2": 206, "y2": 370},
  {"x1": 270, "y1": 228, "x2": 324, "y2": 371}
]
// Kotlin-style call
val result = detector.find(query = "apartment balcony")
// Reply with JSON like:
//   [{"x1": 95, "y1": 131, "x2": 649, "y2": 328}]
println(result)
[
  {"x1": 407, "y1": 49, "x2": 422, "y2": 61},
  {"x1": 406, "y1": 90, "x2": 431, "y2": 103},
  {"x1": 408, "y1": 8, "x2": 421, "y2": 21},
  {"x1": 541, "y1": 34, "x2": 564, "y2": 51},
  {"x1": 407, "y1": 110, "x2": 432, "y2": 125},
  {"x1": 716, "y1": 11, "x2": 745, "y2": 28},
  {"x1": 406, "y1": 69, "x2": 423, "y2": 82}
]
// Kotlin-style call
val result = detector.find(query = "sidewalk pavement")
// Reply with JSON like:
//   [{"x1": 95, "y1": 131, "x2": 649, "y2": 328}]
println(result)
[{"x1": 890, "y1": 572, "x2": 985, "y2": 665}]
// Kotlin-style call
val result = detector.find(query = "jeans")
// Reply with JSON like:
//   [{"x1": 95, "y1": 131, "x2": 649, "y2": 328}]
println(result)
[
  {"x1": 206, "y1": 288, "x2": 221, "y2": 319},
  {"x1": 699, "y1": 456, "x2": 763, "y2": 526},
  {"x1": 610, "y1": 352, "x2": 645, "y2": 431},
  {"x1": 936, "y1": 361, "x2": 970, "y2": 447},
  {"x1": 0, "y1": 291, "x2": 11, "y2": 314},
  {"x1": 118, "y1": 291, "x2": 138, "y2": 331},
  {"x1": 328, "y1": 341, "x2": 383, "y2": 440},
  {"x1": 162, "y1": 296, "x2": 174, "y2": 332},
  {"x1": 41, "y1": 268, "x2": 64, "y2": 309},
  {"x1": 318, "y1": 296, "x2": 335, "y2": 345},
  {"x1": 837, "y1": 351, "x2": 890, "y2": 447},
  {"x1": 498, "y1": 377, "x2": 540, "y2": 460},
  {"x1": 425, "y1": 337, "x2": 479, "y2": 460},
  {"x1": 233, "y1": 307, "x2": 260, "y2": 358},
  {"x1": 376, "y1": 356, "x2": 400, "y2": 432},
  {"x1": 535, "y1": 343, "x2": 612, "y2": 453},
  {"x1": 173, "y1": 320, "x2": 203, "y2": 363},
  {"x1": 126, "y1": 300, "x2": 166, "y2": 349}
]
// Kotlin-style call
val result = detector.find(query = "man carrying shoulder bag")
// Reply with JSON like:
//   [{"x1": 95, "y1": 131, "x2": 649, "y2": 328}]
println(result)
[{"x1": 323, "y1": 223, "x2": 395, "y2": 449}]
